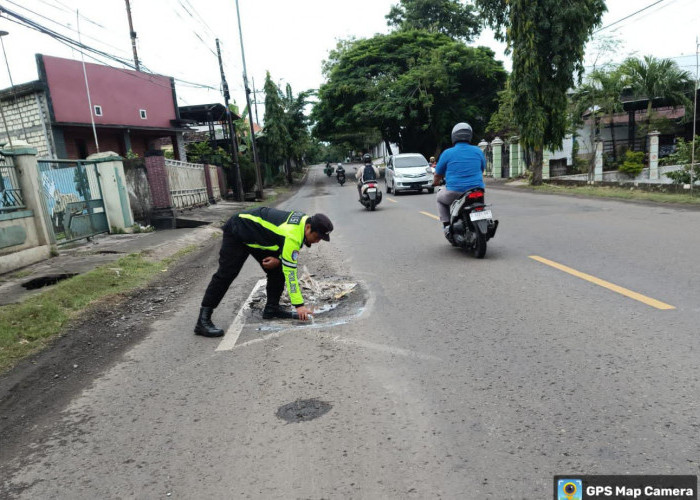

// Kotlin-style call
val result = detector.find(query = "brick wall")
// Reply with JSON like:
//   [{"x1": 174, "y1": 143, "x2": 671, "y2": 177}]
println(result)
[
  {"x1": 0, "y1": 91, "x2": 53, "y2": 158},
  {"x1": 144, "y1": 151, "x2": 171, "y2": 209}
]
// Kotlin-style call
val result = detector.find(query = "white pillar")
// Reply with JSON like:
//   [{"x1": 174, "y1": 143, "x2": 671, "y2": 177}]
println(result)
[
  {"x1": 594, "y1": 141, "x2": 603, "y2": 182},
  {"x1": 648, "y1": 130, "x2": 660, "y2": 180},
  {"x1": 87, "y1": 152, "x2": 134, "y2": 231},
  {"x1": 491, "y1": 137, "x2": 503, "y2": 179},
  {"x1": 542, "y1": 150, "x2": 551, "y2": 180},
  {"x1": 478, "y1": 139, "x2": 489, "y2": 176}
]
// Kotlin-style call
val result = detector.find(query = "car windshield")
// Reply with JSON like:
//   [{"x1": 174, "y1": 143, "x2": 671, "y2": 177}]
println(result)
[{"x1": 395, "y1": 156, "x2": 428, "y2": 168}]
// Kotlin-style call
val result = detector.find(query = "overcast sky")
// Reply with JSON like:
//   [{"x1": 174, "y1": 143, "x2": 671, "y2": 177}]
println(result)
[{"x1": 0, "y1": 0, "x2": 698, "y2": 122}]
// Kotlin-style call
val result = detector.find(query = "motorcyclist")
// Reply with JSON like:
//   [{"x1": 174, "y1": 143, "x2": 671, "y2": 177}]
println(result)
[
  {"x1": 433, "y1": 122, "x2": 486, "y2": 239},
  {"x1": 356, "y1": 153, "x2": 379, "y2": 200},
  {"x1": 336, "y1": 162, "x2": 345, "y2": 180}
]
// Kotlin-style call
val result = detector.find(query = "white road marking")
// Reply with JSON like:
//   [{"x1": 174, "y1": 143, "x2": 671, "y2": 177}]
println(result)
[{"x1": 215, "y1": 279, "x2": 267, "y2": 352}]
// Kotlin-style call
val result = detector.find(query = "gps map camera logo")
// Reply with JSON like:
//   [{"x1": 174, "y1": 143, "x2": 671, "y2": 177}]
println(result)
[{"x1": 558, "y1": 479, "x2": 583, "y2": 500}]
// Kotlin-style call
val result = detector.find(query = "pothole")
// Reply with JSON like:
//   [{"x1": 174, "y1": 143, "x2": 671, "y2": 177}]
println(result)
[
  {"x1": 247, "y1": 268, "x2": 358, "y2": 322},
  {"x1": 276, "y1": 399, "x2": 332, "y2": 423},
  {"x1": 22, "y1": 274, "x2": 78, "y2": 290}
]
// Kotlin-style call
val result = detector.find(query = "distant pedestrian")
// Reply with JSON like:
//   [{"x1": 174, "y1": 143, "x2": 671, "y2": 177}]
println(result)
[{"x1": 195, "y1": 208, "x2": 333, "y2": 337}]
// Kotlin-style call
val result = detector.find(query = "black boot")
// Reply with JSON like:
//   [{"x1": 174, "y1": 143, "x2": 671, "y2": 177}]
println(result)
[
  {"x1": 262, "y1": 304, "x2": 299, "y2": 320},
  {"x1": 194, "y1": 307, "x2": 224, "y2": 337}
]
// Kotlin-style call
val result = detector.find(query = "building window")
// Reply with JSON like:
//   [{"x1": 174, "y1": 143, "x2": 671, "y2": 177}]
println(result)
[
  {"x1": 139, "y1": 109, "x2": 147, "y2": 119},
  {"x1": 94, "y1": 105, "x2": 103, "y2": 116}
]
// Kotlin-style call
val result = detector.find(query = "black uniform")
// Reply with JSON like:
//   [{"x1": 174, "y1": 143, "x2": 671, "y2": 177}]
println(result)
[{"x1": 201, "y1": 207, "x2": 308, "y2": 309}]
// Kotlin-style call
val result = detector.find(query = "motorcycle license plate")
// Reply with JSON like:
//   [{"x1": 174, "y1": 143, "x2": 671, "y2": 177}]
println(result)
[
  {"x1": 469, "y1": 210, "x2": 492, "y2": 221},
  {"x1": 367, "y1": 188, "x2": 377, "y2": 192}
]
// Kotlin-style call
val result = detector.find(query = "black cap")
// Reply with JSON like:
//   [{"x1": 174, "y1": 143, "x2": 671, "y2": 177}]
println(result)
[{"x1": 308, "y1": 213, "x2": 333, "y2": 241}]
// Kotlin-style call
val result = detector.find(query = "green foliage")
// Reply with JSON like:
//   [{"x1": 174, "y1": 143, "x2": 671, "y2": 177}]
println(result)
[
  {"x1": 386, "y1": 0, "x2": 481, "y2": 41},
  {"x1": 125, "y1": 149, "x2": 140, "y2": 159},
  {"x1": 620, "y1": 55, "x2": 693, "y2": 125},
  {"x1": 262, "y1": 71, "x2": 290, "y2": 172},
  {"x1": 313, "y1": 30, "x2": 506, "y2": 158},
  {"x1": 476, "y1": 0, "x2": 607, "y2": 184},
  {"x1": 164, "y1": 149, "x2": 175, "y2": 159},
  {"x1": 486, "y1": 79, "x2": 518, "y2": 137},
  {"x1": 663, "y1": 137, "x2": 700, "y2": 184},
  {"x1": 618, "y1": 150, "x2": 645, "y2": 177}
]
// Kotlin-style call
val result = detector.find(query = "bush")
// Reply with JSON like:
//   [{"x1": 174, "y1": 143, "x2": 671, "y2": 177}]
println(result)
[{"x1": 618, "y1": 151, "x2": 645, "y2": 177}]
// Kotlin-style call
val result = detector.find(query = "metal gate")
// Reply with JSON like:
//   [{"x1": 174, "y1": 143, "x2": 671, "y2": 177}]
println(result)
[{"x1": 37, "y1": 159, "x2": 109, "y2": 244}]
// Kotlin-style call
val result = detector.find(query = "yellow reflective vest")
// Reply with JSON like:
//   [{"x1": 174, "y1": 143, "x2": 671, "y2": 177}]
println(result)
[{"x1": 226, "y1": 207, "x2": 307, "y2": 306}]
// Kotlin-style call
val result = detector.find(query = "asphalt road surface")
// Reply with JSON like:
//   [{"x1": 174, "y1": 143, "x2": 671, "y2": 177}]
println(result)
[{"x1": 2, "y1": 165, "x2": 699, "y2": 499}]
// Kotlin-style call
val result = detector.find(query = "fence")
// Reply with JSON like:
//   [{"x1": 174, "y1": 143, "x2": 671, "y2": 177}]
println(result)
[
  {"x1": 208, "y1": 164, "x2": 221, "y2": 200},
  {"x1": 0, "y1": 154, "x2": 24, "y2": 213},
  {"x1": 37, "y1": 159, "x2": 109, "y2": 243},
  {"x1": 165, "y1": 159, "x2": 208, "y2": 208}
]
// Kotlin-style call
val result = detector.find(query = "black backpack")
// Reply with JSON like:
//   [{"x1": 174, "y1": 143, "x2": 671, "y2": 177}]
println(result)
[{"x1": 363, "y1": 164, "x2": 376, "y2": 181}]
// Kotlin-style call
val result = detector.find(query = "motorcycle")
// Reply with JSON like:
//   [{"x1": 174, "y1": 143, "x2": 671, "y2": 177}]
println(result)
[
  {"x1": 359, "y1": 180, "x2": 382, "y2": 211},
  {"x1": 446, "y1": 187, "x2": 498, "y2": 258},
  {"x1": 336, "y1": 166, "x2": 346, "y2": 186},
  {"x1": 324, "y1": 163, "x2": 334, "y2": 177}
]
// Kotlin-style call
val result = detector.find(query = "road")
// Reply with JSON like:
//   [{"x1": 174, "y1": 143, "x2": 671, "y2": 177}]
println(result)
[{"x1": 2, "y1": 165, "x2": 699, "y2": 499}]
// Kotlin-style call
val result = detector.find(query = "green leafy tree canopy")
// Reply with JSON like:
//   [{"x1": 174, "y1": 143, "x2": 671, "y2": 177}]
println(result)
[
  {"x1": 313, "y1": 30, "x2": 506, "y2": 158},
  {"x1": 386, "y1": 0, "x2": 481, "y2": 41},
  {"x1": 476, "y1": 0, "x2": 607, "y2": 184}
]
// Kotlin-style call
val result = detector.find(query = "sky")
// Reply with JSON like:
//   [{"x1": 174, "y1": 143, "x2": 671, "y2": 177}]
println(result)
[{"x1": 0, "y1": 0, "x2": 698, "y2": 124}]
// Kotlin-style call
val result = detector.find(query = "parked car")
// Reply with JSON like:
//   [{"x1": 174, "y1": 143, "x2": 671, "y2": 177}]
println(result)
[{"x1": 385, "y1": 153, "x2": 434, "y2": 194}]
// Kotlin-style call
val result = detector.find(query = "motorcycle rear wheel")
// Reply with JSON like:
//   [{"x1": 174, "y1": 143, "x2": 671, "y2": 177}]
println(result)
[{"x1": 474, "y1": 233, "x2": 487, "y2": 258}]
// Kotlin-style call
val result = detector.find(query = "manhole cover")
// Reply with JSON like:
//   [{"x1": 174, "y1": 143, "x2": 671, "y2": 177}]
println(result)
[{"x1": 276, "y1": 399, "x2": 332, "y2": 423}]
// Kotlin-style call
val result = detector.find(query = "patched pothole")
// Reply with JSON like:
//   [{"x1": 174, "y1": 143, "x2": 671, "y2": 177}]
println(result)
[
  {"x1": 276, "y1": 399, "x2": 332, "y2": 423},
  {"x1": 248, "y1": 268, "x2": 359, "y2": 322}
]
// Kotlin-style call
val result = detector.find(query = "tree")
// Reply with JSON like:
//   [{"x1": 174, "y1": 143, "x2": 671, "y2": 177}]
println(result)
[
  {"x1": 312, "y1": 30, "x2": 506, "y2": 159},
  {"x1": 486, "y1": 78, "x2": 518, "y2": 138},
  {"x1": 262, "y1": 72, "x2": 290, "y2": 183},
  {"x1": 476, "y1": 0, "x2": 607, "y2": 184},
  {"x1": 619, "y1": 55, "x2": 693, "y2": 145},
  {"x1": 386, "y1": 0, "x2": 481, "y2": 41},
  {"x1": 570, "y1": 67, "x2": 626, "y2": 176},
  {"x1": 282, "y1": 83, "x2": 314, "y2": 179}
]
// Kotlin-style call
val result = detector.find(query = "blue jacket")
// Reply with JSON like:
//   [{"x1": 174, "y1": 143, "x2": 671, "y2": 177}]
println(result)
[{"x1": 435, "y1": 142, "x2": 485, "y2": 192}]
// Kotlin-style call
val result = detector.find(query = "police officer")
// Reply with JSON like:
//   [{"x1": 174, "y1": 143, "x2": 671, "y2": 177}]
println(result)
[{"x1": 195, "y1": 208, "x2": 334, "y2": 337}]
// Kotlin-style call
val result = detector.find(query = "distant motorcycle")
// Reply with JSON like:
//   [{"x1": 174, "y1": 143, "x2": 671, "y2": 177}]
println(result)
[
  {"x1": 359, "y1": 180, "x2": 382, "y2": 211},
  {"x1": 446, "y1": 187, "x2": 498, "y2": 258},
  {"x1": 336, "y1": 165, "x2": 346, "y2": 186},
  {"x1": 324, "y1": 163, "x2": 334, "y2": 177}
]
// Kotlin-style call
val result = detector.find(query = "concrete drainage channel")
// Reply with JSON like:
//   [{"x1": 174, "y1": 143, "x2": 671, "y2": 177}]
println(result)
[{"x1": 21, "y1": 274, "x2": 78, "y2": 290}]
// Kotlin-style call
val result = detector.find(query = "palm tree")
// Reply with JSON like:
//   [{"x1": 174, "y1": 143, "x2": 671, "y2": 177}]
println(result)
[
  {"x1": 620, "y1": 55, "x2": 693, "y2": 150},
  {"x1": 588, "y1": 68, "x2": 626, "y2": 162}
]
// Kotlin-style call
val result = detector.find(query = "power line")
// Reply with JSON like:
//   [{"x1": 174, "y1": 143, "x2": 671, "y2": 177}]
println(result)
[
  {"x1": 594, "y1": 0, "x2": 669, "y2": 34},
  {"x1": 0, "y1": 7, "x2": 220, "y2": 95},
  {"x1": 5, "y1": 0, "x2": 132, "y2": 58}
]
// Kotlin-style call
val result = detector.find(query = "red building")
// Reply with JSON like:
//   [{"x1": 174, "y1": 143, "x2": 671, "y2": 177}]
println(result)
[{"x1": 0, "y1": 54, "x2": 188, "y2": 159}]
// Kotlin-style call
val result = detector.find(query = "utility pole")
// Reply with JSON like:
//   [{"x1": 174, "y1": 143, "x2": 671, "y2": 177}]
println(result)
[
  {"x1": 234, "y1": 0, "x2": 264, "y2": 200},
  {"x1": 124, "y1": 0, "x2": 140, "y2": 71},
  {"x1": 691, "y1": 36, "x2": 698, "y2": 196},
  {"x1": 216, "y1": 39, "x2": 244, "y2": 202},
  {"x1": 251, "y1": 76, "x2": 260, "y2": 126}
]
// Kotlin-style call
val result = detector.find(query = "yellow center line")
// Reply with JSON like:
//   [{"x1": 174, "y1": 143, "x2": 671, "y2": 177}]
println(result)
[
  {"x1": 386, "y1": 198, "x2": 398, "y2": 203},
  {"x1": 419, "y1": 211, "x2": 440, "y2": 220},
  {"x1": 529, "y1": 255, "x2": 675, "y2": 310}
]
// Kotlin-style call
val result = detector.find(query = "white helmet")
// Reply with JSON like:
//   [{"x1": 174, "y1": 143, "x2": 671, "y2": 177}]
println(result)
[{"x1": 451, "y1": 122, "x2": 473, "y2": 144}]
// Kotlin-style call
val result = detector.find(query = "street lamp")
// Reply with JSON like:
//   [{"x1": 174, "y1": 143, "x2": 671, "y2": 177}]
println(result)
[{"x1": 0, "y1": 30, "x2": 29, "y2": 144}]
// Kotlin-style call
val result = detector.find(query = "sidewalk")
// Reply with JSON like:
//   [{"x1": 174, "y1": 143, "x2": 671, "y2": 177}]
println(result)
[{"x1": 0, "y1": 196, "x2": 270, "y2": 307}]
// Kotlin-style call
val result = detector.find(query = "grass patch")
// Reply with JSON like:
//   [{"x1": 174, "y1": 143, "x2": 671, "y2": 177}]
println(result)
[
  {"x1": 527, "y1": 184, "x2": 700, "y2": 205},
  {"x1": 0, "y1": 252, "x2": 185, "y2": 374}
]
